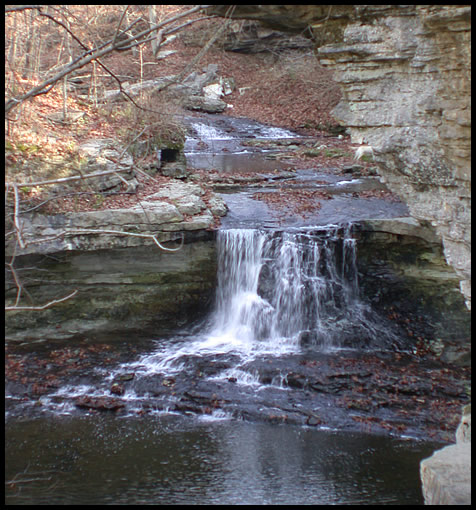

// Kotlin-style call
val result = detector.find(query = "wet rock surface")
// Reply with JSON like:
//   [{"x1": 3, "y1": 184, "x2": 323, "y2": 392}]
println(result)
[
  {"x1": 5, "y1": 337, "x2": 470, "y2": 443},
  {"x1": 5, "y1": 235, "x2": 217, "y2": 341},
  {"x1": 183, "y1": 112, "x2": 409, "y2": 229},
  {"x1": 208, "y1": 5, "x2": 472, "y2": 308}
]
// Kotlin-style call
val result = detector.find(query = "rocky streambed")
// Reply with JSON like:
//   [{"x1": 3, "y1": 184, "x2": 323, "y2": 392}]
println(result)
[
  {"x1": 5, "y1": 113, "x2": 471, "y2": 505},
  {"x1": 5, "y1": 335, "x2": 470, "y2": 444}
]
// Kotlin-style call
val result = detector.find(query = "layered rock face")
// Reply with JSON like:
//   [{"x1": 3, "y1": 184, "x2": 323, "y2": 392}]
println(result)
[
  {"x1": 209, "y1": 5, "x2": 471, "y2": 308},
  {"x1": 5, "y1": 237, "x2": 217, "y2": 341}
]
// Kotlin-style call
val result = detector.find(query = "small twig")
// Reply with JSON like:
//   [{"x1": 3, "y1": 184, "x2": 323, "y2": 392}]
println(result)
[
  {"x1": 6, "y1": 476, "x2": 53, "y2": 484},
  {"x1": 5, "y1": 260, "x2": 23, "y2": 307}
]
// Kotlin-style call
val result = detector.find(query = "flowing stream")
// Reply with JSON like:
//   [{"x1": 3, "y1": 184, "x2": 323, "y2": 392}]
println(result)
[
  {"x1": 6, "y1": 114, "x2": 456, "y2": 505},
  {"x1": 5, "y1": 228, "x2": 440, "y2": 504}
]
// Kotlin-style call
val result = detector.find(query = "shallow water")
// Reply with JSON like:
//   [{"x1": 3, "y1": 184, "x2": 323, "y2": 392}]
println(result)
[
  {"x1": 184, "y1": 113, "x2": 409, "y2": 228},
  {"x1": 5, "y1": 414, "x2": 440, "y2": 505},
  {"x1": 5, "y1": 223, "x2": 457, "y2": 505}
]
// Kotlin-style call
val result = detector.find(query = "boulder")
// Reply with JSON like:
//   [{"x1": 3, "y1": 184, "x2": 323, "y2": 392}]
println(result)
[
  {"x1": 420, "y1": 405, "x2": 471, "y2": 505},
  {"x1": 183, "y1": 94, "x2": 227, "y2": 114},
  {"x1": 102, "y1": 63, "x2": 230, "y2": 114},
  {"x1": 76, "y1": 139, "x2": 136, "y2": 192},
  {"x1": 7, "y1": 180, "x2": 227, "y2": 256},
  {"x1": 224, "y1": 20, "x2": 313, "y2": 53},
  {"x1": 143, "y1": 181, "x2": 207, "y2": 216},
  {"x1": 181, "y1": 63, "x2": 219, "y2": 94},
  {"x1": 420, "y1": 443, "x2": 471, "y2": 505},
  {"x1": 102, "y1": 77, "x2": 172, "y2": 102}
]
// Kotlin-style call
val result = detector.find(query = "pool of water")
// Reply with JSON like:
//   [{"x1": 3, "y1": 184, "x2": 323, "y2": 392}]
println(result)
[{"x1": 5, "y1": 414, "x2": 440, "y2": 505}]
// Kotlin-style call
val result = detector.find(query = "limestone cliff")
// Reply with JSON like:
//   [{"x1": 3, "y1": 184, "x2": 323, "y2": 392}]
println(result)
[{"x1": 209, "y1": 5, "x2": 471, "y2": 308}]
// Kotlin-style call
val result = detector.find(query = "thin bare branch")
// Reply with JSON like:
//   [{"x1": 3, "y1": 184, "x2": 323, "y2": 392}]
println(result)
[
  {"x1": 5, "y1": 260, "x2": 23, "y2": 307},
  {"x1": 66, "y1": 229, "x2": 185, "y2": 252},
  {"x1": 6, "y1": 167, "x2": 133, "y2": 189},
  {"x1": 5, "y1": 5, "x2": 211, "y2": 114},
  {"x1": 111, "y1": 5, "x2": 130, "y2": 47},
  {"x1": 5, "y1": 290, "x2": 78, "y2": 311}
]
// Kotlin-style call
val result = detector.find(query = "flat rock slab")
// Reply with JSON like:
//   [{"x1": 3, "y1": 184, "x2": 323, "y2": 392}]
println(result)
[{"x1": 10, "y1": 180, "x2": 227, "y2": 255}]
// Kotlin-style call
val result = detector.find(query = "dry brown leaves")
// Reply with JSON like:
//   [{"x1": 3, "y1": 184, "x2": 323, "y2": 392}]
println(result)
[{"x1": 253, "y1": 189, "x2": 332, "y2": 219}]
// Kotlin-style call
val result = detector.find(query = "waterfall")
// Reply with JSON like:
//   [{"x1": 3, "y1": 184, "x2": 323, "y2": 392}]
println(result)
[
  {"x1": 127, "y1": 225, "x2": 395, "y2": 379},
  {"x1": 206, "y1": 226, "x2": 388, "y2": 353}
]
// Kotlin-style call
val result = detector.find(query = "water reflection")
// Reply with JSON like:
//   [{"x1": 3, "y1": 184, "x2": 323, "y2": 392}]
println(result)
[{"x1": 5, "y1": 415, "x2": 438, "y2": 505}]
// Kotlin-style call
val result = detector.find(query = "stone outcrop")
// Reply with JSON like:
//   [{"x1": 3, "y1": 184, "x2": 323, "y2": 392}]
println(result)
[
  {"x1": 420, "y1": 405, "x2": 471, "y2": 505},
  {"x1": 102, "y1": 63, "x2": 231, "y2": 114},
  {"x1": 355, "y1": 218, "x2": 471, "y2": 366},
  {"x1": 6, "y1": 180, "x2": 227, "y2": 256},
  {"x1": 77, "y1": 138, "x2": 138, "y2": 191},
  {"x1": 224, "y1": 20, "x2": 313, "y2": 53},
  {"x1": 208, "y1": 5, "x2": 471, "y2": 309},
  {"x1": 6, "y1": 178, "x2": 227, "y2": 340}
]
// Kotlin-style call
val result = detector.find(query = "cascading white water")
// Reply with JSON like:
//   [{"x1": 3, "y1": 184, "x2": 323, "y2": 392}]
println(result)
[
  {"x1": 189, "y1": 121, "x2": 297, "y2": 142},
  {"x1": 124, "y1": 225, "x2": 394, "y2": 379},
  {"x1": 207, "y1": 226, "x2": 367, "y2": 354},
  {"x1": 191, "y1": 122, "x2": 235, "y2": 141}
]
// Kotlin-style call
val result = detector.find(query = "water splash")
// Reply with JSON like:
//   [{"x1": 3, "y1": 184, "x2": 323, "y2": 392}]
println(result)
[
  {"x1": 130, "y1": 226, "x2": 395, "y2": 377},
  {"x1": 190, "y1": 122, "x2": 235, "y2": 140},
  {"x1": 189, "y1": 121, "x2": 297, "y2": 141}
]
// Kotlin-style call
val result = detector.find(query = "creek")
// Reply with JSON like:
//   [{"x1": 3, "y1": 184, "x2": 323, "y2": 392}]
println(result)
[{"x1": 5, "y1": 114, "x2": 470, "y2": 505}]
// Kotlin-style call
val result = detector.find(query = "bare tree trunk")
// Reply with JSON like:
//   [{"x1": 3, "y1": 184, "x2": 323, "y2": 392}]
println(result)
[
  {"x1": 62, "y1": 74, "x2": 68, "y2": 120},
  {"x1": 139, "y1": 44, "x2": 144, "y2": 92},
  {"x1": 90, "y1": 60, "x2": 98, "y2": 107},
  {"x1": 7, "y1": 12, "x2": 18, "y2": 66},
  {"x1": 22, "y1": 10, "x2": 36, "y2": 79},
  {"x1": 148, "y1": 5, "x2": 158, "y2": 56}
]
